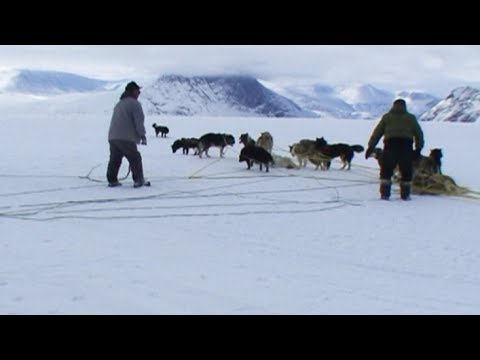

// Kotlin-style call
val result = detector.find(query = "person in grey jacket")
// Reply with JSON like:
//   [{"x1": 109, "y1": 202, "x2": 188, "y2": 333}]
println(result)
[{"x1": 106, "y1": 81, "x2": 148, "y2": 188}]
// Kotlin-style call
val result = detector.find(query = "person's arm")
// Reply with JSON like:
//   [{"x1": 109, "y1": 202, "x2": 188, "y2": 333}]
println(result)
[
  {"x1": 368, "y1": 117, "x2": 386, "y2": 149},
  {"x1": 132, "y1": 102, "x2": 146, "y2": 140},
  {"x1": 412, "y1": 116, "x2": 424, "y2": 152},
  {"x1": 365, "y1": 117, "x2": 386, "y2": 159}
]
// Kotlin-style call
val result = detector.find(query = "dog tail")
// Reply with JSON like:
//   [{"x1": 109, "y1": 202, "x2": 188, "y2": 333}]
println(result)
[{"x1": 351, "y1": 145, "x2": 364, "y2": 153}]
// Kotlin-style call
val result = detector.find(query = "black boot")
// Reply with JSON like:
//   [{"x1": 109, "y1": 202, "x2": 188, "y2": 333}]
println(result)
[
  {"x1": 380, "y1": 179, "x2": 391, "y2": 200},
  {"x1": 400, "y1": 182, "x2": 411, "y2": 200}
]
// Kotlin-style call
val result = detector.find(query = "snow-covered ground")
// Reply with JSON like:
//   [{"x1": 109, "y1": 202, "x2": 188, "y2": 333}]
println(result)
[{"x1": 1, "y1": 95, "x2": 480, "y2": 314}]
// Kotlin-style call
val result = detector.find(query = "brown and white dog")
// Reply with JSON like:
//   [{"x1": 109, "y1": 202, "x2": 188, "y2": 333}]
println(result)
[
  {"x1": 289, "y1": 138, "x2": 331, "y2": 169},
  {"x1": 256, "y1": 132, "x2": 273, "y2": 153}
]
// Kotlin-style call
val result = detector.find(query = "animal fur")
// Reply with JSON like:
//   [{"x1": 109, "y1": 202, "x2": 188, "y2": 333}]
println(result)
[
  {"x1": 197, "y1": 133, "x2": 235, "y2": 158},
  {"x1": 289, "y1": 139, "x2": 318, "y2": 168},
  {"x1": 412, "y1": 173, "x2": 461, "y2": 195},
  {"x1": 256, "y1": 132, "x2": 274, "y2": 153},
  {"x1": 316, "y1": 140, "x2": 364, "y2": 170},
  {"x1": 239, "y1": 133, "x2": 255, "y2": 147},
  {"x1": 308, "y1": 151, "x2": 333, "y2": 171},
  {"x1": 152, "y1": 123, "x2": 169, "y2": 137},
  {"x1": 413, "y1": 148, "x2": 442, "y2": 175},
  {"x1": 271, "y1": 153, "x2": 298, "y2": 169},
  {"x1": 429, "y1": 149, "x2": 443, "y2": 174},
  {"x1": 171, "y1": 138, "x2": 199, "y2": 155},
  {"x1": 239, "y1": 145, "x2": 274, "y2": 172}
]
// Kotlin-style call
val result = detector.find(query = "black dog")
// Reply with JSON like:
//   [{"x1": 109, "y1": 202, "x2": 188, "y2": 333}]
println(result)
[
  {"x1": 152, "y1": 123, "x2": 169, "y2": 137},
  {"x1": 315, "y1": 138, "x2": 364, "y2": 170},
  {"x1": 239, "y1": 133, "x2": 255, "y2": 147},
  {"x1": 428, "y1": 148, "x2": 443, "y2": 174},
  {"x1": 197, "y1": 133, "x2": 235, "y2": 158},
  {"x1": 171, "y1": 138, "x2": 200, "y2": 155},
  {"x1": 239, "y1": 145, "x2": 274, "y2": 172}
]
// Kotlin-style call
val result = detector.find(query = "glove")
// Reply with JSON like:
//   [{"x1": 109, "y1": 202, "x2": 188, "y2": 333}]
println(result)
[
  {"x1": 140, "y1": 136, "x2": 147, "y2": 146},
  {"x1": 365, "y1": 146, "x2": 374, "y2": 159}
]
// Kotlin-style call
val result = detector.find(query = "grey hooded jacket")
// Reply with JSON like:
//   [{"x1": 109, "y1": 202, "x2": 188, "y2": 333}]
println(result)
[{"x1": 108, "y1": 93, "x2": 146, "y2": 144}]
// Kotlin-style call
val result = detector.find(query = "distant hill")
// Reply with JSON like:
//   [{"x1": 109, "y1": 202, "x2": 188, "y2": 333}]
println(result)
[
  {"x1": 141, "y1": 74, "x2": 317, "y2": 118},
  {"x1": 0, "y1": 69, "x2": 457, "y2": 121},
  {"x1": 420, "y1": 86, "x2": 480, "y2": 123},
  {"x1": 396, "y1": 91, "x2": 440, "y2": 119},
  {"x1": 336, "y1": 84, "x2": 394, "y2": 119},
  {"x1": 0, "y1": 69, "x2": 122, "y2": 94},
  {"x1": 271, "y1": 82, "x2": 439, "y2": 119}
]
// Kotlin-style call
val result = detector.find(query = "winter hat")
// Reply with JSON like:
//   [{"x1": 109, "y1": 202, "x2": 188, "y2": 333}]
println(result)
[{"x1": 125, "y1": 81, "x2": 141, "y2": 92}]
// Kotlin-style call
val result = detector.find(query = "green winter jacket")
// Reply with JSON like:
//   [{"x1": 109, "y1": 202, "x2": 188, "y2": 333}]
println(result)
[{"x1": 368, "y1": 106, "x2": 424, "y2": 151}]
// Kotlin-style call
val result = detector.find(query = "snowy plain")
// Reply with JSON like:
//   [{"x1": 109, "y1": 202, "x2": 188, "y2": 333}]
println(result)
[{"x1": 1, "y1": 91, "x2": 480, "y2": 314}]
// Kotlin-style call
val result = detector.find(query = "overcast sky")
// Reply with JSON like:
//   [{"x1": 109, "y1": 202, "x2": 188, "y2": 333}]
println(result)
[{"x1": 1, "y1": 45, "x2": 479, "y2": 97}]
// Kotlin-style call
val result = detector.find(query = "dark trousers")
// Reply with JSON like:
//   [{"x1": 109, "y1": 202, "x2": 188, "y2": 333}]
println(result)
[
  {"x1": 380, "y1": 138, "x2": 414, "y2": 182},
  {"x1": 107, "y1": 140, "x2": 144, "y2": 183}
]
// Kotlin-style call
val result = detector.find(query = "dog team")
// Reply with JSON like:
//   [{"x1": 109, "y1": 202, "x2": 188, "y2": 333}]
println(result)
[
  {"x1": 151, "y1": 118, "x2": 448, "y2": 200},
  {"x1": 159, "y1": 123, "x2": 367, "y2": 173}
]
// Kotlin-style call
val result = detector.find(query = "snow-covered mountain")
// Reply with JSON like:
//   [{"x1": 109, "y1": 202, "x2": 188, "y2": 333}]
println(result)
[
  {"x1": 266, "y1": 82, "x2": 355, "y2": 118},
  {"x1": 0, "y1": 69, "x2": 122, "y2": 95},
  {"x1": 141, "y1": 75, "x2": 317, "y2": 118},
  {"x1": 0, "y1": 69, "x2": 446, "y2": 120},
  {"x1": 420, "y1": 86, "x2": 480, "y2": 123},
  {"x1": 271, "y1": 82, "x2": 439, "y2": 119},
  {"x1": 336, "y1": 84, "x2": 394, "y2": 119},
  {"x1": 396, "y1": 91, "x2": 441, "y2": 119}
]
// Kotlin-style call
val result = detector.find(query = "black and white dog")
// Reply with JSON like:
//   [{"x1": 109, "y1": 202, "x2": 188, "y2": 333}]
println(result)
[{"x1": 197, "y1": 133, "x2": 235, "y2": 158}]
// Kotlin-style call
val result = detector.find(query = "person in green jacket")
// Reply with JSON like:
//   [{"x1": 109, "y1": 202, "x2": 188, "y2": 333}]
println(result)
[{"x1": 365, "y1": 99, "x2": 424, "y2": 200}]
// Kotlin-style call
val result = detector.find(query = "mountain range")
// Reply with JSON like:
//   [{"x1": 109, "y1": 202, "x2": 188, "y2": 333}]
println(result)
[
  {"x1": 269, "y1": 82, "x2": 440, "y2": 119},
  {"x1": 1, "y1": 69, "x2": 478, "y2": 122},
  {"x1": 0, "y1": 69, "x2": 122, "y2": 94},
  {"x1": 141, "y1": 74, "x2": 316, "y2": 118},
  {"x1": 420, "y1": 86, "x2": 480, "y2": 123}
]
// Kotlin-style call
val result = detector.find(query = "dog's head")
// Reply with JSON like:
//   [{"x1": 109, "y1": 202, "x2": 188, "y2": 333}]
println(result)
[
  {"x1": 367, "y1": 148, "x2": 383, "y2": 159},
  {"x1": 315, "y1": 137, "x2": 327, "y2": 147},
  {"x1": 430, "y1": 148, "x2": 443, "y2": 159},
  {"x1": 260, "y1": 131, "x2": 273, "y2": 140},
  {"x1": 171, "y1": 139, "x2": 183, "y2": 153},
  {"x1": 239, "y1": 133, "x2": 252, "y2": 145},
  {"x1": 152, "y1": 123, "x2": 157, "y2": 128},
  {"x1": 224, "y1": 134, "x2": 235, "y2": 146},
  {"x1": 289, "y1": 144, "x2": 296, "y2": 156}
]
